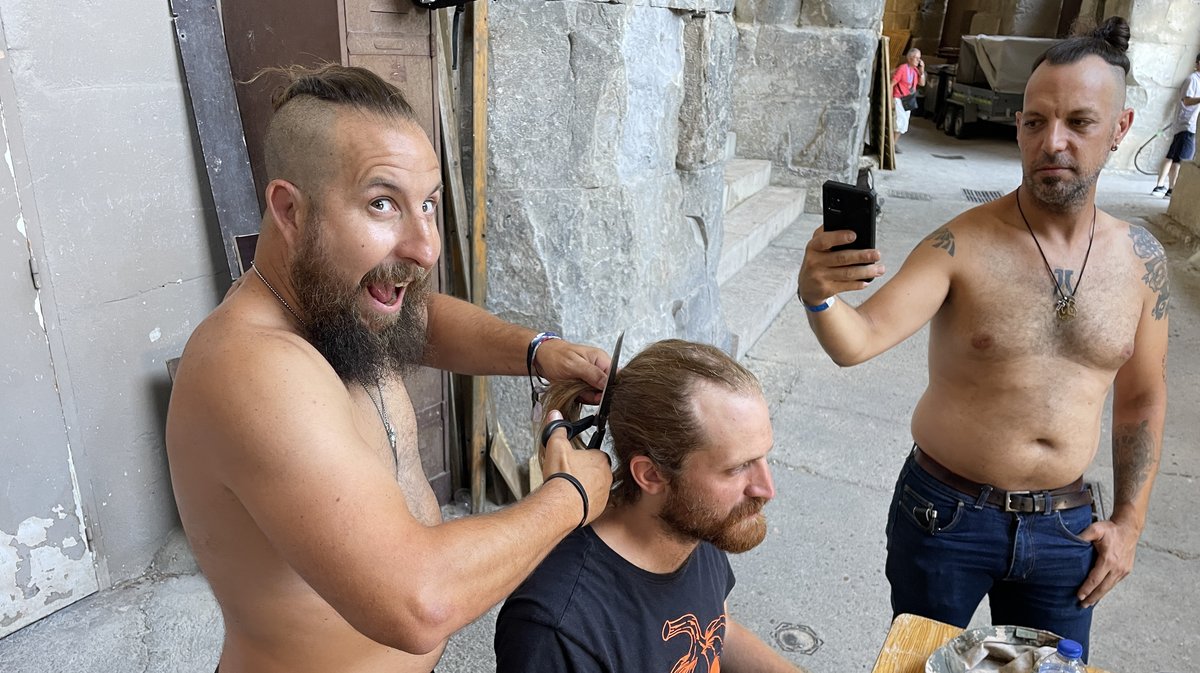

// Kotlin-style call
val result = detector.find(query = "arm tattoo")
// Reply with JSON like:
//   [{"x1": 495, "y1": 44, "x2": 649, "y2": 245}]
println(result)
[
  {"x1": 1128, "y1": 225, "x2": 1170, "y2": 320},
  {"x1": 925, "y1": 225, "x2": 955, "y2": 257},
  {"x1": 1113, "y1": 420, "x2": 1157, "y2": 506}
]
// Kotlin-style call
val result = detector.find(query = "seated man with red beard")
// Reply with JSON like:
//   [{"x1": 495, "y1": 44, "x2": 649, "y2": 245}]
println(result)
[
  {"x1": 166, "y1": 65, "x2": 613, "y2": 673},
  {"x1": 495, "y1": 340, "x2": 810, "y2": 673}
]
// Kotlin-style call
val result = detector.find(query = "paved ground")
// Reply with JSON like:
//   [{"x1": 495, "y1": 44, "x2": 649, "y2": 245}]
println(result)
[{"x1": 2, "y1": 117, "x2": 1196, "y2": 672}]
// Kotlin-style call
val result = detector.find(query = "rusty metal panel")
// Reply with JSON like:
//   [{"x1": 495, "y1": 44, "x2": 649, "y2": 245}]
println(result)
[
  {"x1": 221, "y1": 0, "x2": 343, "y2": 206},
  {"x1": 0, "y1": 49, "x2": 99, "y2": 637}
]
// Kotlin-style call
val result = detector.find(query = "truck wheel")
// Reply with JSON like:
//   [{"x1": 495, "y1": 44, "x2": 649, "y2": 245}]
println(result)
[
  {"x1": 952, "y1": 111, "x2": 968, "y2": 139},
  {"x1": 943, "y1": 108, "x2": 959, "y2": 136}
]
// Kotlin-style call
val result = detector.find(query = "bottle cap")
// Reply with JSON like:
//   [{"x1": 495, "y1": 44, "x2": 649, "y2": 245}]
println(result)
[{"x1": 1056, "y1": 639, "x2": 1083, "y2": 659}]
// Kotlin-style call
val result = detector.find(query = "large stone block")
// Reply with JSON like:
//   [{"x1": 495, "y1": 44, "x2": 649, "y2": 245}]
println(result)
[
  {"x1": 732, "y1": 24, "x2": 876, "y2": 186},
  {"x1": 733, "y1": 0, "x2": 801, "y2": 27},
  {"x1": 489, "y1": 1, "x2": 685, "y2": 191},
  {"x1": 970, "y1": 12, "x2": 1003, "y2": 35},
  {"x1": 800, "y1": 0, "x2": 886, "y2": 29},
  {"x1": 678, "y1": 12, "x2": 739, "y2": 170}
]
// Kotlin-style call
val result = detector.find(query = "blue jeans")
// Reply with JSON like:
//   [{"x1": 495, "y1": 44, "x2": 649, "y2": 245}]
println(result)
[{"x1": 885, "y1": 450, "x2": 1097, "y2": 661}]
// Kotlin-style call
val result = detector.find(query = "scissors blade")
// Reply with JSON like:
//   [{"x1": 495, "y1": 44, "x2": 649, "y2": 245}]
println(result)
[{"x1": 587, "y1": 331, "x2": 623, "y2": 449}]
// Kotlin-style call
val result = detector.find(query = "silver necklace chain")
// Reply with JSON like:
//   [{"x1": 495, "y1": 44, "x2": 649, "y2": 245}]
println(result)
[
  {"x1": 251, "y1": 263, "x2": 307, "y2": 327},
  {"x1": 362, "y1": 379, "x2": 398, "y2": 468}
]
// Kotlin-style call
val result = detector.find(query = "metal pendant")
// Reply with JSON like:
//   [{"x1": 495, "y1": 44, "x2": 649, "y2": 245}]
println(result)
[
  {"x1": 1055, "y1": 295, "x2": 1077, "y2": 321},
  {"x1": 385, "y1": 422, "x2": 397, "y2": 454}
]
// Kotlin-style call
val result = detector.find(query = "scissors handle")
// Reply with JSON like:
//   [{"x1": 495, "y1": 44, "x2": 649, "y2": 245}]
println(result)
[{"x1": 540, "y1": 415, "x2": 596, "y2": 449}]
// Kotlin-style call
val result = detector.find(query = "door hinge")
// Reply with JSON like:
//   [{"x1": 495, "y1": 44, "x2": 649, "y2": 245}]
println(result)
[{"x1": 28, "y1": 257, "x2": 41, "y2": 290}]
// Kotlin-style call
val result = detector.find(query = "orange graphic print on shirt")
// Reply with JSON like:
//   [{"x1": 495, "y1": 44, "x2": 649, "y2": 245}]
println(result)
[{"x1": 662, "y1": 613, "x2": 726, "y2": 673}]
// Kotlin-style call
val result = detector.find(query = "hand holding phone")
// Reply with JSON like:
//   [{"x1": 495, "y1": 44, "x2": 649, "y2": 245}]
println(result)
[{"x1": 822, "y1": 180, "x2": 877, "y2": 254}]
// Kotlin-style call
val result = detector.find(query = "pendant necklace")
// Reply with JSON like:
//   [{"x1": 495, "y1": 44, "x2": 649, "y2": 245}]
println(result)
[
  {"x1": 363, "y1": 379, "x2": 399, "y2": 469},
  {"x1": 1015, "y1": 187, "x2": 1096, "y2": 322},
  {"x1": 251, "y1": 263, "x2": 307, "y2": 328}
]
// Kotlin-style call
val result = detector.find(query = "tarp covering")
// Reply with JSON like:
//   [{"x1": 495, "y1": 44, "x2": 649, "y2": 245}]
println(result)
[{"x1": 957, "y1": 35, "x2": 1063, "y2": 93}]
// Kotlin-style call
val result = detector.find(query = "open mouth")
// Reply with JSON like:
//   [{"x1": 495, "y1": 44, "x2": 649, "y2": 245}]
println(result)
[{"x1": 366, "y1": 281, "x2": 407, "y2": 310}]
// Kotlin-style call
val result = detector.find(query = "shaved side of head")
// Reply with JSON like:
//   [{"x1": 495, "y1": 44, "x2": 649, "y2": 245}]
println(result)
[{"x1": 260, "y1": 64, "x2": 422, "y2": 204}]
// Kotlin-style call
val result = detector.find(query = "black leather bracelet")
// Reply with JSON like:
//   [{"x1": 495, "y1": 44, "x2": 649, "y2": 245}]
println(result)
[{"x1": 545, "y1": 472, "x2": 588, "y2": 529}]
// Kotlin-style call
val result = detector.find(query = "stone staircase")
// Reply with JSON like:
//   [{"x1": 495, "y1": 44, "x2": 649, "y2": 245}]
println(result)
[{"x1": 718, "y1": 134, "x2": 811, "y2": 360}]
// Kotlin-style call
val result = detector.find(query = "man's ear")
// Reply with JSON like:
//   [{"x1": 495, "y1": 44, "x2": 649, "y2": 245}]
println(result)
[
  {"x1": 264, "y1": 179, "x2": 305, "y2": 248},
  {"x1": 629, "y1": 455, "x2": 670, "y2": 497},
  {"x1": 1114, "y1": 106, "x2": 1135, "y2": 147}
]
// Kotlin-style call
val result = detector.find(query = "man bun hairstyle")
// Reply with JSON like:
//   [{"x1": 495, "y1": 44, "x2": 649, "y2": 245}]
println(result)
[
  {"x1": 537, "y1": 339, "x2": 761, "y2": 507},
  {"x1": 1033, "y1": 15, "x2": 1131, "y2": 75},
  {"x1": 260, "y1": 64, "x2": 421, "y2": 189},
  {"x1": 266, "y1": 63, "x2": 418, "y2": 121}
]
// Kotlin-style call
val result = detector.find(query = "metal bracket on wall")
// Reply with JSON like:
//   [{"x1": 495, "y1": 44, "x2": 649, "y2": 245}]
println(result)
[{"x1": 170, "y1": 0, "x2": 262, "y2": 280}]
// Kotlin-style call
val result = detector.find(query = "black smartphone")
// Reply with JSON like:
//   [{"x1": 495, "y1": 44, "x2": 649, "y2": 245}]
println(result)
[{"x1": 822, "y1": 180, "x2": 877, "y2": 252}]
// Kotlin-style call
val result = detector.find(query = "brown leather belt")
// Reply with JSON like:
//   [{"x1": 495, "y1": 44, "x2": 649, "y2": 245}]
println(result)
[{"x1": 913, "y1": 446, "x2": 1093, "y2": 513}]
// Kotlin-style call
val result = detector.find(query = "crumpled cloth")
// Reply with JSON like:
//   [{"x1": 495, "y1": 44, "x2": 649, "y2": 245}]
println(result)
[{"x1": 955, "y1": 637, "x2": 1058, "y2": 673}]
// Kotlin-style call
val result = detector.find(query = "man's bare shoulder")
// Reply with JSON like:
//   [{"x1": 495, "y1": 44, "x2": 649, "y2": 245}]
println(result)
[
  {"x1": 169, "y1": 295, "x2": 347, "y2": 459},
  {"x1": 914, "y1": 199, "x2": 1007, "y2": 260}
]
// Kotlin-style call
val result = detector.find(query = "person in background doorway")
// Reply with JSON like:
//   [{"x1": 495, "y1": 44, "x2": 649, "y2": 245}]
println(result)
[
  {"x1": 1152, "y1": 52, "x2": 1200, "y2": 198},
  {"x1": 892, "y1": 48, "x2": 926, "y2": 153}
]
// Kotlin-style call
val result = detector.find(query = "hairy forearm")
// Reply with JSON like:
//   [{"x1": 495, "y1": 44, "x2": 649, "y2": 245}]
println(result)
[
  {"x1": 422, "y1": 293, "x2": 533, "y2": 375},
  {"x1": 1110, "y1": 408, "x2": 1164, "y2": 530},
  {"x1": 370, "y1": 480, "x2": 583, "y2": 650}
]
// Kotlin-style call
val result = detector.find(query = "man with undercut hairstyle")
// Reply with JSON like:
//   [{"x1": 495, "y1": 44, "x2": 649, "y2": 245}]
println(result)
[
  {"x1": 166, "y1": 65, "x2": 614, "y2": 673},
  {"x1": 797, "y1": 17, "x2": 1167, "y2": 658},
  {"x1": 495, "y1": 340, "x2": 809, "y2": 673}
]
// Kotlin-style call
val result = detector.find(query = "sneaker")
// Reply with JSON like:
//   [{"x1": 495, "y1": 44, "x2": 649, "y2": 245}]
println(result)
[
  {"x1": 1164, "y1": 189, "x2": 1172, "y2": 198},
  {"x1": 1151, "y1": 185, "x2": 1166, "y2": 194}
]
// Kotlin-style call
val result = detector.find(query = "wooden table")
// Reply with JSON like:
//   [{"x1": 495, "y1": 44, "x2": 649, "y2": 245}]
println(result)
[{"x1": 870, "y1": 613, "x2": 1111, "y2": 673}]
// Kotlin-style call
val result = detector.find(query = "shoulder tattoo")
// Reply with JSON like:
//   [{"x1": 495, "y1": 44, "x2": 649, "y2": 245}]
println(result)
[
  {"x1": 924, "y1": 225, "x2": 956, "y2": 257},
  {"x1": 1128, "y1": 225, "x2": 1169, "y2": 320}
]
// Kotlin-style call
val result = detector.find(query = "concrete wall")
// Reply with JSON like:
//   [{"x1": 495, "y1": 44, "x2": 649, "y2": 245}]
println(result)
[
  {"x1": 0, "y1": 1, "x2": 223, "y2": 586},
  {"x1": 485, "y1": 0, "x2": 738, "y2": 457},
  {"x1": 730, "y1": 0, "x2": 883, "y2": 197}
]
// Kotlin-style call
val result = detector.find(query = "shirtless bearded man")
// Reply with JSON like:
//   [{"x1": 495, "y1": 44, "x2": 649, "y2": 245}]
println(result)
[
  {"x1": 166, "y1": 65, "x2": 613, "y2": 673},
  {"x1": 796, "y1": 18, "x2": 1166, "y2": 658}
]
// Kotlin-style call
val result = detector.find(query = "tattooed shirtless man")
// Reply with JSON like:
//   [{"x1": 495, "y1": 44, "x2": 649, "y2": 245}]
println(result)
[{"x1": 795, "y1": 18, "x2": 1166, "y2": 659}]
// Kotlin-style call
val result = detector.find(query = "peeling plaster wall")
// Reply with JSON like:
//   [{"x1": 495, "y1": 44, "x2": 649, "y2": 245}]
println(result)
[{"x1": 0, "y1": 0, "x2": 222, "y2": 591}]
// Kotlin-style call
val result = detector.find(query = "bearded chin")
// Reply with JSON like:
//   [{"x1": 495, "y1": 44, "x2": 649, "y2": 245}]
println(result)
[
  {"x1": 304, "y1": 281, "x2": 430, "y2": 387},
  {"x1": 290, "y1": 233, "x2": 432, "y2": 387},
  {"x1": 659, "y1": 489, "x2": 770, "y2": 554}
]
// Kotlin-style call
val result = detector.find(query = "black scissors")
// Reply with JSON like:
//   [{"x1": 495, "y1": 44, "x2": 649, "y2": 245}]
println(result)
[{"x1": 540, "y1": 331, "x2": 624, "y2": 450}]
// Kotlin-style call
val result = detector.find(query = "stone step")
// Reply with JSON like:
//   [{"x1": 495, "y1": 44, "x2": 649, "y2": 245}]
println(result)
[
  {"x1": 723, "y1": 158, "x2": 772, "y2": 213},
  {"x1": 724, "y1": 131, "x2": 737, "y2": 162},
  {"x1": 717, "y1": 185, "x2": 806, "y2": 285},
  {"x1": 720, "y1": 216, "x2": 816, "y2": 360}
]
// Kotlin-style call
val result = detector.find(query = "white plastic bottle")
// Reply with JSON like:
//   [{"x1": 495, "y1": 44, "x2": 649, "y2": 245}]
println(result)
[{"x1": 1037, "y1": 638, "x2": 1086, "y2": 673}]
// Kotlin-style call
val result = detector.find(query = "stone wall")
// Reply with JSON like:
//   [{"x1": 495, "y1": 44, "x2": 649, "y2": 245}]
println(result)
[
  {"x1": 1079, "y1": 0, "x2": 1200, "y2": 173},
  {"x1": 883, "y1": 0, "x2": 948, "y2": 56},
  {"x1": 486, "y1": 0, "x2": 738, "y2": 457},
  {"x1": 730, "y1": 0, "x2": 884, "y2": 197}
]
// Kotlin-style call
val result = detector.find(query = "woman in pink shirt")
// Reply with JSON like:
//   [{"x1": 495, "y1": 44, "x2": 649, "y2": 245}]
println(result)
[{"x1": 892, "y1": 48, "x2": 926, "y2": 153}]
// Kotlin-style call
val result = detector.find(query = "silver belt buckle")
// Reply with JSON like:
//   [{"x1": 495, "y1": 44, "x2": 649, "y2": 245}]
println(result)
[{"x1": 1003, "y1": 490, "x2": 1033, "y2": 512}]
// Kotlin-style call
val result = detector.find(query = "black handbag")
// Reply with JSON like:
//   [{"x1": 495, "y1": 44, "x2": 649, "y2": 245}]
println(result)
[{"x1": 901, "y1": 93, "x2": 919, "y2": 111}]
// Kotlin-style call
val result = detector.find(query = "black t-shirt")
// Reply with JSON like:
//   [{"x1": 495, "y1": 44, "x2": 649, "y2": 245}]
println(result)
[{"x1": 494, "y1": 525, "x2": 735, "y2": 673}]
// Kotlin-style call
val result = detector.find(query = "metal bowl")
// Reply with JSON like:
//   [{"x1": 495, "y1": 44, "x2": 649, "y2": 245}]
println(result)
[{"x1": 926, "y1": 625, "x2": 1061, "y2": 673}]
